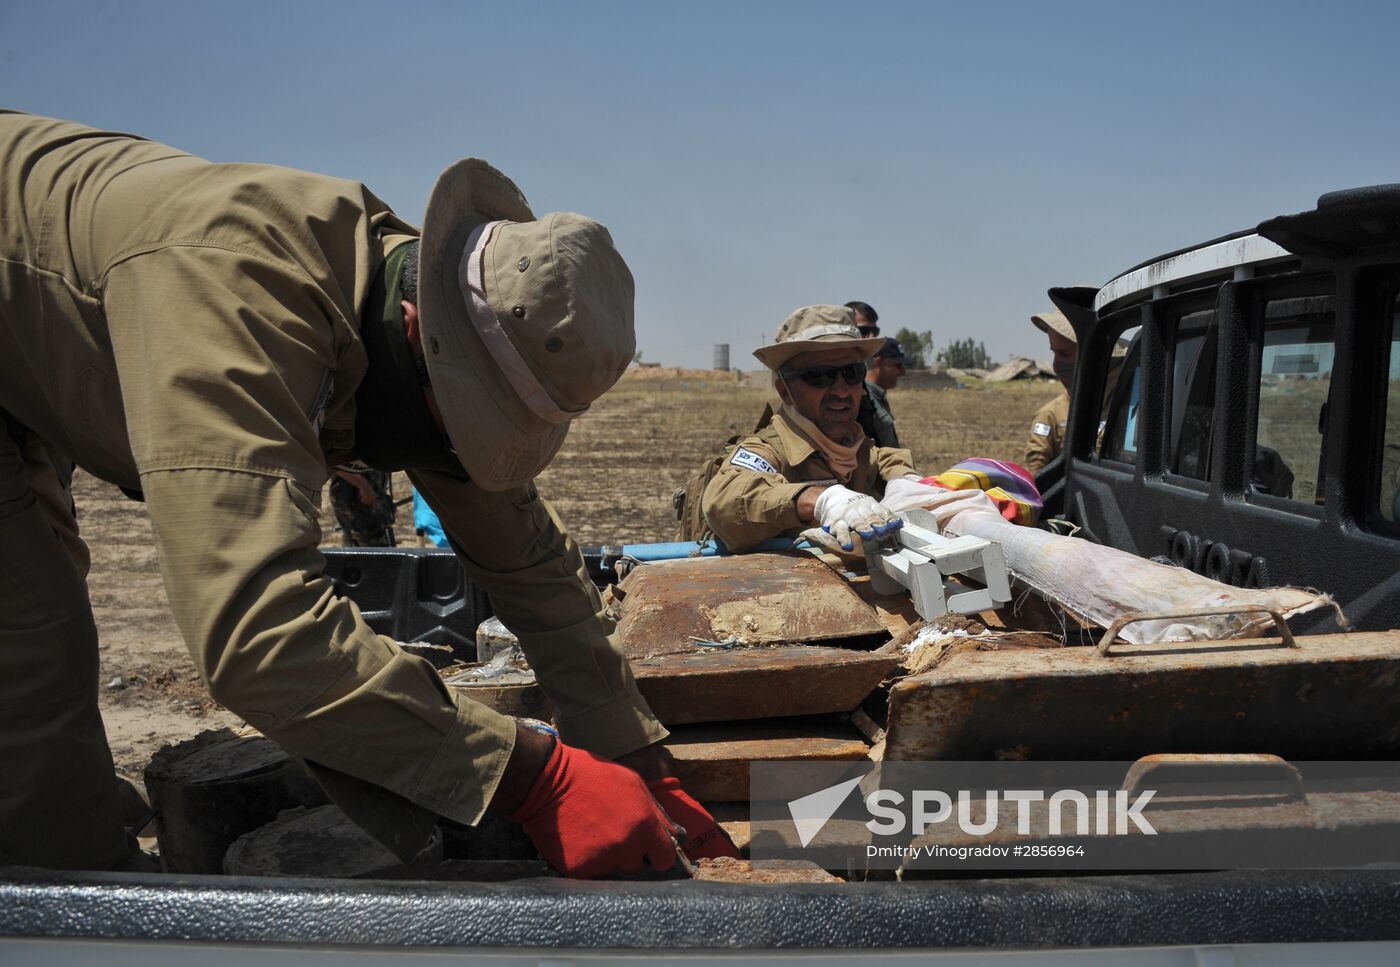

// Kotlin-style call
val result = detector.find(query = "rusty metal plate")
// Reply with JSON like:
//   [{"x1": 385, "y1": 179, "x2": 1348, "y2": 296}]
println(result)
[
  {"x1": 615, "y1": 553, "x2": 888, "y2": 658},
  {"x1": 633, "y1": 645, "x2": 899, "y2": 725},
  {"x1": 665, "y1": 718, "x2": 871, "y2": 802},
  {"x1": 883, "y1": 630, "x2": 1400, "y2": 762}
]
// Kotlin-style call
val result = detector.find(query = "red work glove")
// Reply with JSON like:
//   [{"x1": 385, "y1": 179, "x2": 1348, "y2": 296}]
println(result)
[
  {"x1": 509, "y1": 740, "x2": 682, "y2": 878},
  {"x1": 647, "y1": 777, "x2": 742, "y2": 861}
]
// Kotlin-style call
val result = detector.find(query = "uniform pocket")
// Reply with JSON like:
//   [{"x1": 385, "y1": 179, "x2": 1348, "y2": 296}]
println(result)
[
  {"x1": 306, "y1": 369, "x2": 334, "y2": 433},
  {"x1": 283, "y1": 477, "x2": 324, "y2": 524}
]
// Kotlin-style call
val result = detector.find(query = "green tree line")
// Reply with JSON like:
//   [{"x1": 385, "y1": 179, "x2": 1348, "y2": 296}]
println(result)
[{"x1": 891, "y1": 329, "x2": 991, "y2": 370}]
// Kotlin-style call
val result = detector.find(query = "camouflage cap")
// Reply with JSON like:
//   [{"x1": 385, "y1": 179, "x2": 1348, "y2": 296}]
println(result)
[{"x1": 753, "y1": 305, "x2": 887, "y2": 371}]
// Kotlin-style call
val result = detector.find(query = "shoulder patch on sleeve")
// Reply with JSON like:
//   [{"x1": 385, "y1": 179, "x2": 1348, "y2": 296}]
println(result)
[
  {"x1": 1032, "y1": 422, "x2": 1052, "y2": 437},
  {"x1": 730, "y1": 447, "x2": 778, "y2": 474}
]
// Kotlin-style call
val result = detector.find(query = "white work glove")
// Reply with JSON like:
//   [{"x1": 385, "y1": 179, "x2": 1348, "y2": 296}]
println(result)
[{"x1": 813, "y1": 485, "x2": 903, "y2": 551}]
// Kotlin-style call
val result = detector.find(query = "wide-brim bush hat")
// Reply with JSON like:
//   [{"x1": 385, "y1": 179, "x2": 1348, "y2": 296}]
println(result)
[
  {"x1": 1030, "y1": 310, "x2": 1076, "y2": 343},
  {"x1": 419, "y1": 159, "x2": 635, "y2": 491}
]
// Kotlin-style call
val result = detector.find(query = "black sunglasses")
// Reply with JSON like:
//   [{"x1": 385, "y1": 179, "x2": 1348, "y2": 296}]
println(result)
[{"x1": 780, "y1": 362, "x2": 866, "y2": 388}]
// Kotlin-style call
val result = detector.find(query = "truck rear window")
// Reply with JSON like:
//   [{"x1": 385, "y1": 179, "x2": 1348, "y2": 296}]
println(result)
[
  {"x1": 1253, "y1": 295, "x2": 1335, "y2": 504},
  {"x1": 1100, "y1": 323, "x2": 1142, "y2": 464},
  {"x1": 1171, "y1": 310, "x2": 1217, "y2": 480},
  {"x1": 1382, "y1": 293, "x2": 1400, "y2": 522}
]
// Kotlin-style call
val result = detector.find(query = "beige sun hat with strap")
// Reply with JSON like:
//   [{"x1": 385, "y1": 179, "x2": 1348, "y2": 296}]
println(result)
[
  {"x1": 1030, "y1": 309, "x2": 1076, "y2": 343},
  {"x1": 752, "y1": 304, "x2": 887, "y2": 371},
  {"x1": 417, "y1": 159, "x2": 636, "y2": 491}
]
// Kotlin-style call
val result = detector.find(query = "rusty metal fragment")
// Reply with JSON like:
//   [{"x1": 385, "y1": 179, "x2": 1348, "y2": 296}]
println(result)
[
  {"x1": 633, "y1": 645, "x2": 900, "y2": 726},
  {"x1": 614, "y1": 553, "x2": 888, "y2": 658},
  {"x1": 449, "y1": 643, "x2": 898, "y2": 727},
  {"x1": 665, "y1": 718, "x2": 871, "y2": 802},
  {"x1": 448, "y1": 680, "x2": 555, "y2": 720},
  {"x1": 979, "y1": 590, "x2": 1098, "y2": 644},
  {"x1": 883, "y1": 630, "x2": 1400, "y2": 762},
  {"x1": 694, "y1": 857, "x2": 842, "y2": 883}
]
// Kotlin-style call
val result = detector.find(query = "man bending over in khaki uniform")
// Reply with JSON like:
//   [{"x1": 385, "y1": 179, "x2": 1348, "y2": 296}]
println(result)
[
  {"x1": 0, "y1": 111, "x2": 735, "y2": 876},
  {"x1": 702, "y1": 305, "x2": 917, "y2": 552}
]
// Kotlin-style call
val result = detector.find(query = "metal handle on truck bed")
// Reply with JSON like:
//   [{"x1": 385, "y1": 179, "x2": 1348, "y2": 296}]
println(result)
[
  {"x1": 1097, "y1": 604, "x2": 1296, "y2": 655},
  {"x1": 1123, "y1": 753, "x2": 1307, "y2": 803}
]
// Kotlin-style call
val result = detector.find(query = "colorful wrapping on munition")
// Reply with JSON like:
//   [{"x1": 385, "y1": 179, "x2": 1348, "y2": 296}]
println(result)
[{"x1": 921, "y1": 457, "x2": 1042, "y2": 526}]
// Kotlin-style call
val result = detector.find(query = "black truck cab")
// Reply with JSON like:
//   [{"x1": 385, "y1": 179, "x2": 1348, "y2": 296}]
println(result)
[{"x1": 1044, "y1": 186, "x2": 1400, "y2": 635}]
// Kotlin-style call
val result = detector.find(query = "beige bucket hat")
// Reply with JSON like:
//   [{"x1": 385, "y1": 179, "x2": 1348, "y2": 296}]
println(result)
[
  {"x1": 418, "y1": 159, "x2": 636, "y2": 491},
  {"x1": 753, "y1": 305, "x2": 887, "y2": 371},
  {"x1": 1030, "y1": 309, "x2": 1076, "y2": 343}
]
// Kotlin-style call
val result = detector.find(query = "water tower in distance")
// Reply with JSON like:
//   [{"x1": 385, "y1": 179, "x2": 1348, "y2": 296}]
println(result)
[{"x1": 713, "y1": 343, "x2": 730, "y2": 372}]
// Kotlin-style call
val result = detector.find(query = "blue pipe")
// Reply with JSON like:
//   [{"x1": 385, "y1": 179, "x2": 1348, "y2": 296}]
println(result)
[{"x1": 618, "y1": 537, "x2": 799, "y2": 562}]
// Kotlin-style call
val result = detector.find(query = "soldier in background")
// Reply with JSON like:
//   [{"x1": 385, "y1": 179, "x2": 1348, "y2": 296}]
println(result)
[
  {"x1": 1025, "y1": 310, "x2": 1077, "y2": 474},
  {"x1": 845, "y1": 300, "x2": 880, "y2": 337},
  {"x1": 329, "y1": 468, "x2": 396, "y2": 546},
  {"x1": 858, "y1": 338, "x2": 906, "y2": 448}
]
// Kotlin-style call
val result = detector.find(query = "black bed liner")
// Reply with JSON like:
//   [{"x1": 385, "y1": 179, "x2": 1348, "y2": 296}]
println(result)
[{"x1": 5, "y1": 867, "x2": 1400, "y2": 949}]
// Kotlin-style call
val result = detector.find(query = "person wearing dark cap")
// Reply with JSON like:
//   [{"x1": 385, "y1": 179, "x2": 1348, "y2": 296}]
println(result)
[
  {"x1": 0, "y1": 110, "x2": 734, "y2": 877},
  {"x1": 845, "y1": 300, "x2": 880, "y2": 337},
  {"x1": 1025, "y1": 310, "x2": 1078, "y2": 474},
  {"x1": 858, "y1": 338, "x2": 907, "y2": 448}
]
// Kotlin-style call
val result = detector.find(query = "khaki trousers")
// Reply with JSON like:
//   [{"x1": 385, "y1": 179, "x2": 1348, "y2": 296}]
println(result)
[{"x1": 0, "y1": 416, "x2": 125, "y2": 869}]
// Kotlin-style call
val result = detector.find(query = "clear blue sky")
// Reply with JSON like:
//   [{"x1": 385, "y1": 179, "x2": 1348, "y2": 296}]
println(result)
[{"x1": 4, "y1": 0, "x2": 1397, "y2": 368}]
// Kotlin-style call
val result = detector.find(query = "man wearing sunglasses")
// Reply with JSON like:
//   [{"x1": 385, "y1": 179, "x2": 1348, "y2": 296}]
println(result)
[
  {"x1": 845, "y1": 300, "x2": 880, "y2": 338},
  {"x1": 701, "y1": 305, "x2": 917, "y2": 552}
]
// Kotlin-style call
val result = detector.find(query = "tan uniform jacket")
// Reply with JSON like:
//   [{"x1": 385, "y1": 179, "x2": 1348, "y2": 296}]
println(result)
[
  {"x1": 0, "y1": 111, "x2": 662, "y2": 849},
  {"x1": 701, "y1": 409, "x2": 915, "y2": 551},
  {"x1": 1024, "y1": 389, "x2": 1070, "y2": 475}
]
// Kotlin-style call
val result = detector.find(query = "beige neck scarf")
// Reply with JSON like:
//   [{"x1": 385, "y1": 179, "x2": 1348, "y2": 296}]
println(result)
[{"x1": 780, "y1": 403, "x2": 863, "y2": 484}]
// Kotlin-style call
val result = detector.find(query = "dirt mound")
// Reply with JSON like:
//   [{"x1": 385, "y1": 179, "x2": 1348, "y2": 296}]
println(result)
[{"x1": 984, "y1": 357, "x2": 1057, "y2": 382}]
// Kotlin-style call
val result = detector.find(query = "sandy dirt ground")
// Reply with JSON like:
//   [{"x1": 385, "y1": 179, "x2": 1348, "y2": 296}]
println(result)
[{"x1": 82, "y1": 373, "x2": 1048, "y2": 783}]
